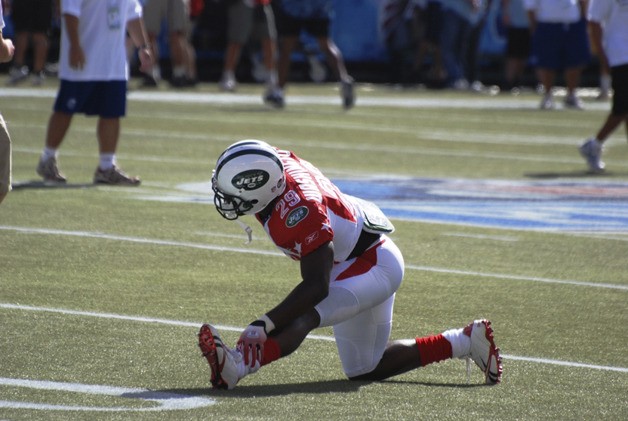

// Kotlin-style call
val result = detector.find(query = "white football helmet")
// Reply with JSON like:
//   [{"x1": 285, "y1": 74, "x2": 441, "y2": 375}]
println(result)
[{"x1": 212, "y1": 140, "x2": 286, "y2": 220}]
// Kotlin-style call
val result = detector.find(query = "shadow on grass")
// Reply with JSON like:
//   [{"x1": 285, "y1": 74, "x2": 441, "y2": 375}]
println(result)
[
  {"x1": 524, "y1": 170, "x2": 628, "y2": 179},
  {"x1": 11, "y1": 180, "x2": 96, "y2": 190},
  {"x1": 154, "y1": 378, "x2": 486, "y2": 399}
]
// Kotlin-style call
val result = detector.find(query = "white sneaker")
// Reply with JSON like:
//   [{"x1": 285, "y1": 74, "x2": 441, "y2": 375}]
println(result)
[
  {"x1": 93, "y1": 166, "x2": 140, "y2": 186},
  {"x1": 219, "y1": 77, "x2": 237, "y2": 92},
  {"x1": 463, "y1": 319, "x2": 502, "y2": 384},
  {"x1": 452, "y1": 78, "x2": 470, "y2": 91},
  {"x1": 36, "y1": 156, "x2": 67, "y2": 183},
  {"x1": 31, "y1": 71, "x2": 45, "y2": 86},
  {"x1": 340, "y1": 77, "x2": 355, "y2": 109},
  {"x1": 579, "y1": 138, "x2": 605, "y2": 173},
  {"x1": 198, "y1": 324, "x2": 242, "y2": 389},
  {"x1": 263, "y1": 87, "x2": 285, "y2": 108},
  {"x1": 8, "y1": 65, "x2": 29, "y2": 85},
  {"x1": 596, "y1": 90, "x2": 610, "y2": 101},
  {"x1": 540, "y1": 94, "x2": 554, "y2": 110},
  {"x1": 470, "y1": 80, "x2": 485, "y2": 93},
  {"x1": 564, "y1": 94, "x2": 584, "y2": 110}
]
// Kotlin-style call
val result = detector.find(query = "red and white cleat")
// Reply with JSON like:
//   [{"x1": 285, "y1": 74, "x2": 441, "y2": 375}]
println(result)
[
  {"x1": 198, "y1": 324, "x2": 241, "y2": 390},
  {"x1": 463, "y1": 319, "x2": 503, "y2": 384}
]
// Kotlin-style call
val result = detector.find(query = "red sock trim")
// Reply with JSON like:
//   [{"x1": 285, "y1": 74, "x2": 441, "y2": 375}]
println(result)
[
  {"x1": 261, "y1": 337, "x2": 282, "y2": 366},
  {"x1": 415, "y1": 334, "x2": 453, "y2": 367}
]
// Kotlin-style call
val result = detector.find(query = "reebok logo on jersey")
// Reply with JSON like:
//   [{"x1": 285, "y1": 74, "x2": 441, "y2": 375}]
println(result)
[
  {"x1": 286, "y1": 206, "x2": 309, "y2": 228},
  {"x1": 305, "y1": 231, "x2": 319, "y2": 245}
]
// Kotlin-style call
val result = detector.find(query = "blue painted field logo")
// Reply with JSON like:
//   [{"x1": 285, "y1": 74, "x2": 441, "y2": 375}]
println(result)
[
  {"x1": 332, "y1": 177, "x2": 628, "y2": 232},
  {"x1": 164, "y1": 178, "x2": 628, "y2": 232},
  {"x1": 286, "y1": 206, "x2": 309, "y2": 227}
]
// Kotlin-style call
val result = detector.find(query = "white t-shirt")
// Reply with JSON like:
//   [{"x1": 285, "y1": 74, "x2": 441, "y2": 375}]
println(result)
[
  {"x1": 523, "y1": 0, "x2": 582, "y2": 23},
  {"x1": 0, "y1": 3, "x2": 4, "y2": 30},
  {"x1": 588, "y1": 0, "x2": 628, "y2": 67},
  {"x1": 60, "y1": 0, "x2": 142, "y2": 81}
]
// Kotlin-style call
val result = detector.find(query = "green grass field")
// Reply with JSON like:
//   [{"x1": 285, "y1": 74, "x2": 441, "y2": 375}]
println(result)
[{"x1": 1, "y1": 78, "x2": 627, "y2": 420}]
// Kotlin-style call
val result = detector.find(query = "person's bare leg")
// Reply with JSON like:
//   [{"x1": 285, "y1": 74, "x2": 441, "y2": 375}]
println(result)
[
  {"x1": 168, "y1": 32, "x2": 186, "y2": 70},
  {"x1": 222, "y1": 43, "x2": 243, "y2": 75},
  {"x1": 277, "y1": 36, "x2": 298, "y2": 88},
  {"x1": 537, "y1": 68, "x2": 555, "y2": 94},
  {"x1": 185, "y1": 41, "x2": 197, "y2": 80},
  {"x1": 595, "y1": 113, "x2": 628, "y2": 143},
  {"x1": 268, "y1": 309, "x2": 320, "y2": 357},
  {"x1": 0, "y1": 114, "x2": 12, "y2": 204},
  {"x1": 45, "y1": 112, "x2": 73, "y2": 149},
  {"x1": 317, "y1": 37, "x2": 350, "y2": 82},
  {"x1": 97, "y1": 117, "x2": 120, "y2": 154},
  {"x1": 564, "y1": 66, "x2": 582, "y2": 97},
  {"x1": 32, "y1": 32, "x2": 49, "y2": 74},
  {"x1": 350, "y1": 340, "x2": 422, "y2": 381},
  {"x1": 12, "y1": 32, "x2": 28, "y2": 67}
]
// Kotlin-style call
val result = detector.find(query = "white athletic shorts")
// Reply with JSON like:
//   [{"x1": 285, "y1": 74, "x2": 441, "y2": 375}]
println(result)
[{"x1": 315, "y1": 235, "x2": 404, "y2": 377}]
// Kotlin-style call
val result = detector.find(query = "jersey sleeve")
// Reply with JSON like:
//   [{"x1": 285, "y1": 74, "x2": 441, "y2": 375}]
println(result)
[
  {"x1": 292, "y1": 200, "x2": 334, "y2": 258},
  {"x1": 266, "y1": 198, "x2": 334, "y2": 260}
]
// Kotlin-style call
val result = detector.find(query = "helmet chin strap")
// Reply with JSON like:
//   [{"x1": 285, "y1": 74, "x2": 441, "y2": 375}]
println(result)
[{"x1": 235, "y1": 219, "x2": 253, "y2": 244}]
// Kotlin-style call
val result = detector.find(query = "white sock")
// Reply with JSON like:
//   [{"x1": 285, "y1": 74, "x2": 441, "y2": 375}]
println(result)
[
  {"x1": 442, "y1": 327, "x2": 471, "y2": 359},
  {"x1": 223, "y1": 70, "x2": 235, "y2": 81},
  {"x1": 266, "y1": 69, "x2": 278, "y2": 88},
  {"x1": 234, "y1": 348, "x2": 259, "y2": 379},
  {"x1": 173, "y1": 66, "x2": 186, "y2": 78},
  {"x1": 600, "y1": 74, "x2": 611, "y2": 92},
  {"x1": 152, "y1": 66, "x2": 161, "y2": 81},
  {"x1": 99, "y1": 153, "x2": 115, "y2": 170},
  {"x1": 41, "y1": 147, "x2": 57, "y2": 162}
]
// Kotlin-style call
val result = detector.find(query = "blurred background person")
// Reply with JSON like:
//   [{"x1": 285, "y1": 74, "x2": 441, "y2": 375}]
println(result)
[
  {"x1": 524, "y1": 0, "x2": 590, "y2": 110},
  {"x1": 36, "y1": 0, "x2": 153, "y2": 185},
  {"x1": 273, "y1": 0, "x2": 355, "y2": 109},
  {"x1": 464, "y1": 0, "x2": 492, "y2": 92},
  {"x1": 417, "y1": 0, "x2": 445, "y2": 87},
  {"x1": 380, "y1": 0, "x2": 422, "y2": 86},
  {"x1": 6, "y1": 0, "x2": 53, "y2": 86},
  {"x1": 578, "y1": 0, "x2": 628, "y2": 173},
  {"x1": 143, "y1": 0, "x2": 197, "y2": 87},
  {"x1": 219, "y1": 0, "x2": 283, "y2": 107},
  {"x1": 1, "y1": 0, "x2": 15, "y2": 204},
  {"x1": 439, "y1": 0, "x2": 487, "y2": 90},
  {"x1": 500, "y1": 0, "x2": 530, "y2": 93}
]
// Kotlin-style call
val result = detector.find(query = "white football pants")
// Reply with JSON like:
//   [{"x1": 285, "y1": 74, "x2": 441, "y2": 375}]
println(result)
[{"x1": 315, "y1": 235, "x2": 404, "y2": 377}]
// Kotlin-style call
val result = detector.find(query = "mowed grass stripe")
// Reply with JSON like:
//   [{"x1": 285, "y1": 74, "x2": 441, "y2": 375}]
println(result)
[
  {"x1": 2, "y1": 225, "x2": 625, "y2": 291},
  {"x1": 2, "y1": 303, "x2": 627, "y2": 373}
]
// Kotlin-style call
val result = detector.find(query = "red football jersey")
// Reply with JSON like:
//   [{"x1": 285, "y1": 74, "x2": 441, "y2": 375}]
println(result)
[{"x1": 256, "y1": 149, "x2": 362, "y2": 261}]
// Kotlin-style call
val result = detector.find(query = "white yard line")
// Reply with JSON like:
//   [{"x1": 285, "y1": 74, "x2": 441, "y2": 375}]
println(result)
[
  {"x1": 0, "y1": 86, "x2": 611, "y2": 111},
  {"x1": 2, "y1": 225, "x2": 626, "y2": 291},
  {"x1": 1, "y1": 302, "x2": 626, "y2": 374},
  {"x1": 0, "y1": 376, "x2": 216, "y2": 411},
  {"x1": 442, "y1": 232, "x2": 519, "y2": 242}
]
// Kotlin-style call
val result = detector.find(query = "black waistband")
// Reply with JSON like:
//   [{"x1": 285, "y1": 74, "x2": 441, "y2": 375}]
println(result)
[{"x1": 347, "y1": 230, "x2": 381, "y2": 260}]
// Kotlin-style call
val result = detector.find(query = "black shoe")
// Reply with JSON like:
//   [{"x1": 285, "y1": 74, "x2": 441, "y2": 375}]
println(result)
[
  {"x1": 263, "y1": 89, "x2": 285, "y2": 108},
  {"x1": 141, "y1": 75, "x2": 158, "y2": 87}
]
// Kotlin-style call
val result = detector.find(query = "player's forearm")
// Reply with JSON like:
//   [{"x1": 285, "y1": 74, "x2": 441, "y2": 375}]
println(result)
[
  {"x1": 587, "y1": 21, "x2": 604, "y2": 54},
  {"x1": 126, "y1": 18, "x2": 149, "y2": 49},
  {"x1": 63, "y1": 14, "x2": 81, "y2": 48},
  {"x1": 526, "y1": 10, "x2": 536, "y2": 32},
  {"x1": 266, "y1": 244, "x2": 333, "y2": 328},
  {"x1": 0, "y1": 33, "x2": 14, "y2": 63},
  {"x1": 266, "y1": 279, "x2": 328, "y2": 330}
]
